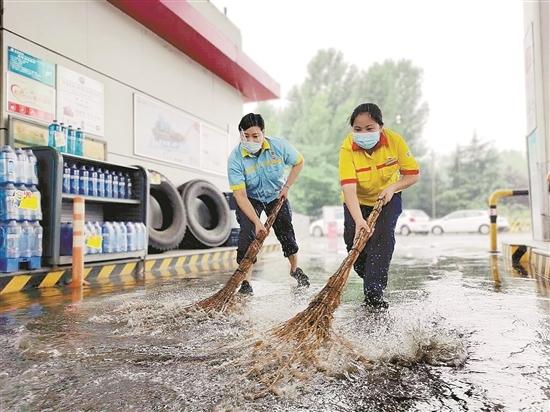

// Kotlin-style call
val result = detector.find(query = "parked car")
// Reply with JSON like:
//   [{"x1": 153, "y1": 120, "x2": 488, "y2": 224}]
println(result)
[
  {"x1": 430, "y1": 209, "x2": 509, "y2": 235},
  {"x1": 309, "y1": 206, "x2": 344, "y2": 236},
  {"x1": 395, "y1": 209, "x2": 431, "y2": 235}
]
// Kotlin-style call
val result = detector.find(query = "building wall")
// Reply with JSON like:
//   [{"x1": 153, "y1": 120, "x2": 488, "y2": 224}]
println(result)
[
  {"x1": 1, "y1": 0, "x2": 245, "y2": 190},
  {"x1": 524, "y1": 1, "x2": 550, "y2": 240}
]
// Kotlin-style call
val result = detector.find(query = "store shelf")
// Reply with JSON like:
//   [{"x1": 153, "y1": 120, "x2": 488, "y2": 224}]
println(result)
[
  {"x1": 61, "y1": 193, "x2": 140, "y2": 205},
  {"x1": 58, "y1": 250, "x2": 145, "y2": 265}
]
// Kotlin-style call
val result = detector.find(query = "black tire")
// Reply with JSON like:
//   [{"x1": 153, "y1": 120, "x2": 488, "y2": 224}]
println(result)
[
  {"x1": 148, "y1": 172, "x2": 187, "y2": 252},
  {"x1": 179, "y1": 179, "x2": 231, "y2": 248},
  {"x1": 478, "y1": 224, "x2": 490, "y2": 235},
  {"x1": 431, "y1": 226, "x2": 444, "y2": 235},
  {"x1": 312, "y1": 226, "x2": 323, "y2": 237},
  {"x1": 400, "y1": 225, "x2": 411, "y2": 236},
  {"x1": 148, "y1": 195, "x2": 163, "y2": 230}
]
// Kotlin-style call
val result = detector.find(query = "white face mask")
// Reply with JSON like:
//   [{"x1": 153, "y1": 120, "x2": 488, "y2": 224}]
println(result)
[{"x1": 240, "y1": 130, "x2": 264, "y2": 154}]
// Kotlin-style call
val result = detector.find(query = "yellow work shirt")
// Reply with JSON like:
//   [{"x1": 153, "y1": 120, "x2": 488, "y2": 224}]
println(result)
[{"x1": 338, "y1": 128, "x2": 420, "y2": 206}]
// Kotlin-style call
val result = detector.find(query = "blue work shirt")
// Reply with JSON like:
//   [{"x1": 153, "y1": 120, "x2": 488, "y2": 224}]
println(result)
[{"x1": 227, "y1": 136, "x2": 303, "y2": 203}]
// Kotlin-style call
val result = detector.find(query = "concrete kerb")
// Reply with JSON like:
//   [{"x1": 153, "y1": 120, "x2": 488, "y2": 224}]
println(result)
[{"x1": 0, "y1": 243, "x2": 282, "y2": 296}]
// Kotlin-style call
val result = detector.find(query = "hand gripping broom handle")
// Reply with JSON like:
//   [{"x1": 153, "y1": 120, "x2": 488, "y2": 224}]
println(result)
[
  {"x1": 237, "y1": 196, "x2": 286, "y2": 269},
  {"x1": 342, "y1": 199, "x2": 385, "y2": 269}
]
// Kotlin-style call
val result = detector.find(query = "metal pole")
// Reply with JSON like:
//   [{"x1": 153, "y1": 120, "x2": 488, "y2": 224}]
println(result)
[{"x1": 488, "y1": 189, "x2": 528, "y2": 253}]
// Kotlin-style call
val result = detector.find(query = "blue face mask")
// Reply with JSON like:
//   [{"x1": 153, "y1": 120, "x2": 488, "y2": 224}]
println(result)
[
  {"x1": 242, "y1": 141, "x2": 262, "y2": 154},
  {"x1": 353, "y1": 131, "x2": 380, "y2": 150}
]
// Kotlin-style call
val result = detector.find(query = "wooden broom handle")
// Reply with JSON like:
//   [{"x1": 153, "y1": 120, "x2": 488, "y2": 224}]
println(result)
[
  {"x1": 348, "y1": 198, "x2": 385, "y2": 262},
  {"x1": 257, "y1": 196, "x2": 286, "y2": 242}
]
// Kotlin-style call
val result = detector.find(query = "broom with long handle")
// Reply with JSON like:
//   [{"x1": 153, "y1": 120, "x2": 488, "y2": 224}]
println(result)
[
  {"x1": 192, "y1": 196, "x2": 286, "y2": 313},
  {"x1": 238, "y1": 199, "x2": 385, "y2": 395}
]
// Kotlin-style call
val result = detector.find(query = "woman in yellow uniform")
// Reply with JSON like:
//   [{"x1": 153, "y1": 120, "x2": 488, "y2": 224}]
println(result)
[{"x1": 339, "y1": 103, "x2": 420, "y2": 308}]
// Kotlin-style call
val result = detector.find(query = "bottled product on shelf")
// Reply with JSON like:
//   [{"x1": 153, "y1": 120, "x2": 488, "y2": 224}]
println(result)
[
  {"x1": 105, "y1": 170, "x2": 113, "y2": 198},
  {"x1": 79, "y1": 165, "x2": 89, "y2": 196},
  {"x1": 125, "y1": 173, "x2": 133, "y2": 199},
  {"x1": 89, "y1": 167, "x2": 98, "y2": 197},
  {"x1": 0, "y1": 146, "x2": 43, "y2": 272},
  {"x1": 58, "y1": 123, "x2": 67, "y2": 153},
  {"x1": 19, "y1": 220, "x2": 33, "y2": 258},
  {"x1": 70, "y1": 163, "x2": 79, "y2": 194},
  {"x1": 75, "y1": 128, "x2": 84, "y2": 156},
  {"x1": 66, "y1": 125, "x2": 75, "y2": 155},
  {"x1": 102, "y1": 221, "x2": 115, "y2": 254},
  {"x1": 0, "y1": 146, "x2": 17, "y2": 184},
  {"x1": 48, "y1": 120, "x2": 59, "y2": 148},
  {"x1": 32, "y1": 221, "x2": 43, "y2": 258},
  {"x1": 14, "y1": 148, "x2": 27, "y2": 184},
  {"x1": 59, "y1": 221, "x2": 147, "y2": 256},
  {"x1": 25, "y1": 149, "x2": 38, "y2": 185},
  {"x1": 63, "y1": 162, "x2": 71, "y2": 193},
  {"x1": 112, "y1": 172, "x2": 119, "y2": 199},
  {"x1": 61, "y1": 162, "x2": 133, "y2": 200},
  {"x1": 97, "y1": 168, "x2": 106, "y2": 198}
]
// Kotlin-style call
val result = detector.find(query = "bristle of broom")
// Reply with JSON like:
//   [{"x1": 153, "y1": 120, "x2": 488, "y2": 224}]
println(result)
[
  {"x1": 191, "y1": 197, "x2": 287, "y2": 313},
  {"x1": 227, "y1": 200, "x2": 384, "y2": 395}
]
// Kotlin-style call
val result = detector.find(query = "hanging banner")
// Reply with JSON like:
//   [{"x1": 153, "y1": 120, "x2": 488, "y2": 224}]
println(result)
[
  {"x1": 134, "y1": 94, "x2": 201, "y2": 168},
  {"x1": 57, "y1": 66, "x2": 104, "y2": 136},
  {"x1": 8, "y1": 47, "x2": 55, "y2": 87},
  {"x1": 200, "y1": 123, "x2": 228, "y2": 175},
  {"x1": 7, "y1": 72, "x2": 56, "y2": 123}
]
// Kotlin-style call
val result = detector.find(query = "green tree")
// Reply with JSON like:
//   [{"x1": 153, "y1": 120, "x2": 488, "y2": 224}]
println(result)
[{"x1": 259, "y1": 49, "x2": 429, "y2": 216}]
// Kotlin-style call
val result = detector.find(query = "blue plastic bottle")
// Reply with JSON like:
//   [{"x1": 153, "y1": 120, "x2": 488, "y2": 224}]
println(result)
[
  {"x1": 14, "y1": 148, "x2": 27, "y2": 185},
  {"x1": 29, "y1": 185, "x2": 42, "y2": 221},
  {"x1": 79, "y1": 165, "x2": 89, "y2": 196},
  {"x1": 125, "y1": 222, "x2": 136, "y2": 252},
  {"x1": 25, "y1": 149, "x2": 38, "y2": 185},
  {"x1": 97, "y1": 168, "x2": 106, "y2": 198},
  {"x1": 60, "y1": 222, "x2": 73, "y2": 256},
  {"x1": 58, "y1": 123, "x2": 67, "y2": 153},
  {"x1": 102, "y1": 222, "x2": 114, "y2": 254},
  {"x1": 19, "y1": 221, "x2": 32, "y2": 258},
  {"x1": 105, "y1": 170, "x2": 113, "y2": 198},
  {"x1": 6, "y1": 220, "x2": 20, "y2": 259},
  {"x1": 117, "y1": 172, "x2": 125, "y2": 199},
  {"x1": 112, "y1": 172, "x2": 119, "y2": 199},
  {"x1": 66, "y1": 125, "x2": 75, "y2": 155},
  {"x1": 75, "y1": 128, "x2": 84, "y2": 156},
  {"x1": 89, "y1": 166, "x2": 98, "y2": 197},
  {"x1": 140, "y1": 223, "x2": 148, "y2": 251},
  {"x1": 70, "y1": 164, "x2": 80, "y2": 195},
  {"x1": 32, "y1": 221, "x2": 43, "y2": 258},
  {"x1": 62, "y1": 162, "x2": 71, "y2": 193},
  {"x1": 48, "y1": 120, "x2": 59, "y2": 148},
  {"x1": 125, "y1": 173, "x2": 133, "y2": 199}
]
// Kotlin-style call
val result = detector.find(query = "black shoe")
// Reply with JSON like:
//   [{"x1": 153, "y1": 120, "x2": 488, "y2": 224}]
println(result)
[
  {"x1": 291, "y1": 267, "x2": 310, "y2": 288},
  {"x1": 364, "y1": 294, "x2": 389, "y2": 310},
  {"x1": 238, "y1": 280, "x2": 253, "y2": 295}
]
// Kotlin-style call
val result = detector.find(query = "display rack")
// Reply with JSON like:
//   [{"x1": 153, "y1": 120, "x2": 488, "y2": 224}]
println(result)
[{"x1": 32, "y1": 147, "x2": 149, "y2": 266}]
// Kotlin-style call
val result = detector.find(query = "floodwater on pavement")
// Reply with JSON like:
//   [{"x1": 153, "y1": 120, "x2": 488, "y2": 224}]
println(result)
[{"x1": 1, "y1": 233, "x2": 549, "y2": 411}]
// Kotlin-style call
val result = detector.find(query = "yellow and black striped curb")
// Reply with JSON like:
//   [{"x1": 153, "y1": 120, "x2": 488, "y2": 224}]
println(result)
[
  {"x1": 530, "y1": 250, "x2": 550, "y2": 279},
  {"x1": 0, "y1": 243, "x2": 282, "y2": 296},
  {"x1": 502, "y1": 243, "x2": 531, "y2": 270}
]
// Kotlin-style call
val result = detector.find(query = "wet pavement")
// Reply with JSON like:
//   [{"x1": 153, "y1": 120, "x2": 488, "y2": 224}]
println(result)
[{"x1": 1, "y1": 233, "x2": 550, "y2": 411}]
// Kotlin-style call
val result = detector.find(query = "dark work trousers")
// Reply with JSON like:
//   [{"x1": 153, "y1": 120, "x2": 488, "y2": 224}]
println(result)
[
  {"x1": 343, "y1": 193, "x2": 402, "y2": 297},
  {"x1": 236, "y1": 197, "x2": 299, "y2": 264}
]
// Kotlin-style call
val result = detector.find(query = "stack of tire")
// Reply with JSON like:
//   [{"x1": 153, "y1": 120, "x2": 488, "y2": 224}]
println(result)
[{"x1": 148, "y1": 171, "x2": 232, "y2": 252}]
